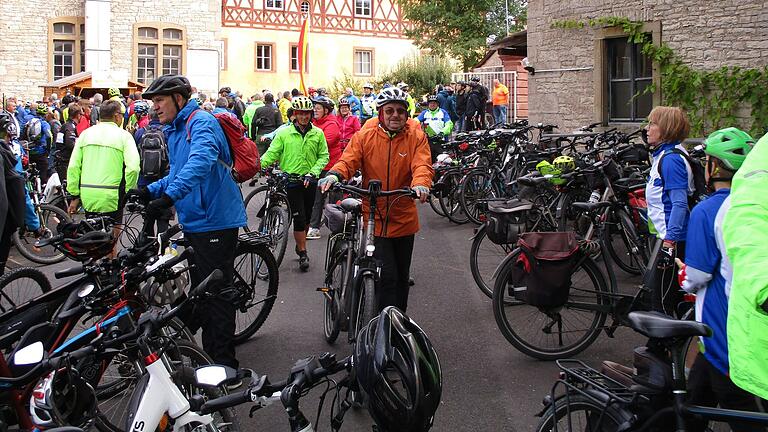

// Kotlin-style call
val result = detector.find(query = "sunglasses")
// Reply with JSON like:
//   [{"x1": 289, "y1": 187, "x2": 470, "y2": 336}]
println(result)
[{"x1": 383, "y1": 107, "x2": 408, "y2": 115}]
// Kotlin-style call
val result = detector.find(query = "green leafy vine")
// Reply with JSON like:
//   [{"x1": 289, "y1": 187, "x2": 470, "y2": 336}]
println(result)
[{"x1": 551, "y1": 17, "x2": 768, "y2": 137}]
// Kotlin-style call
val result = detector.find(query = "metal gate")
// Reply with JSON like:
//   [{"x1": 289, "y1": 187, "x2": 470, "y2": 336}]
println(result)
[{"x1": 451, "y1": 70, "x2": 522, "y2": 123}]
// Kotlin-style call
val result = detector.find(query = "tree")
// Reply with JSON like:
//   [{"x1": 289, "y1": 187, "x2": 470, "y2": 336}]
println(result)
[{"x1": 400, "y1": 0, "x2": 527, "y2": 71}]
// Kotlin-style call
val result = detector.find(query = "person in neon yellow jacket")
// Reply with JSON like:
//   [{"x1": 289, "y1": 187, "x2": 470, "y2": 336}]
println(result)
[
  {"x1": 397, "y1": 82, "x2": 416, "y2": 117},
  {"x1": 723, "y1": 131, "x2": 768, "y2": 400}
]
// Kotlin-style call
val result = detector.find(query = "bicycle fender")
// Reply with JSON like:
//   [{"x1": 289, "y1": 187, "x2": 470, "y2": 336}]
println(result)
[
  {"x1": 470, "y1": 222, "x2": 488, "y2": 240},
  {"x1": 125, "y1": 372, "x2": 151, "y2": 432},
  {"x1": 491, "y1": 247, "x2": 521, "y2": 281}
]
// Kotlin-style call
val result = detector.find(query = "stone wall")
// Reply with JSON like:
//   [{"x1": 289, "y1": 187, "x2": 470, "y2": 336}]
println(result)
[
  {"x1": 527, "y1": 0, "x2": 768, "y2": 132},
  {"x1": 0, "y1": 0, "x2": 221, "y2": 100}
]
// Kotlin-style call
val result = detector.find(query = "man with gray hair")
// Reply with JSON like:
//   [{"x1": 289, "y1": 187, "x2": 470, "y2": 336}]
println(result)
[{"x1": 90, "y1": 93, "x2": 103, "y2": 125}]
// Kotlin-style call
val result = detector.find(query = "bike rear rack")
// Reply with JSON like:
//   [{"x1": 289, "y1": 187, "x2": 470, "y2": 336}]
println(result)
[{"x1": 238, "y1": 231, "x2": 271, "y2": 247}]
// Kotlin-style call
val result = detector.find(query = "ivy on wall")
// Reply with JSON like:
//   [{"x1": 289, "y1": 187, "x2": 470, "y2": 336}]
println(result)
[{"x1": 550, "y1": 16, "x2": 768, "y2": 137}]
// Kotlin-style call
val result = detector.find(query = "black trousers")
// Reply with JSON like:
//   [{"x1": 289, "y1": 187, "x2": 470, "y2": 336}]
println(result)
[
  {"x1": 373, "y1": 235, "x2": 415, "y2": 312},
  {"x1": 0, "y1": 215, "x2": 16, "y2": 277},
  {"x1": 286, "y1": 184, "x2": 316, "y2": 232},
  {"x1": 687, "y1": 353, "x2": 767, "y2": 432},
  {"x1": 29, "y1": 153, "x2": 50, "y2": 186},
  {"x1": 645, "y1": 240, "x2": 686, "y2": 316},
  {"x1": 178, "y1": 228, "x2": 239, "y2": 368}
]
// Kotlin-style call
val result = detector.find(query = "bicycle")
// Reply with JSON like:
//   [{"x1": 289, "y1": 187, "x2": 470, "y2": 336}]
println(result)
[
  {"x1": 11, "y1": 163, "x2": 71, "y2": 265},
  {"x1": 319, "y1": 180, "x2": 416, "y2": 345},
  {"x1": 243, "y1": 168, "x2": 294, "y2": 267},
  {"x1": 536, "y1": 311, "x2": 768, "y2": 431}
]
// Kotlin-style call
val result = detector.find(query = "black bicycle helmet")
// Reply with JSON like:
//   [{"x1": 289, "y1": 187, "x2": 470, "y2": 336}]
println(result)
[
  {"x1": 313, "y1": 95, "x2": 335, "y2": 111},
  {"x1": 426, "y1": 95, "x2": 439, "y2": 103},
  {"x1": 355, "y1": 306, "x2": 442, "y2": 432},
  {"x1": 142, "y1": 75, "x2": 193, "y2": 100},
  {"x1": 0, "y1": 111, "x2": 16, "y2": 136},
  {"x1": 55, "y1": 222, "x2": 115, "y2": 261}
]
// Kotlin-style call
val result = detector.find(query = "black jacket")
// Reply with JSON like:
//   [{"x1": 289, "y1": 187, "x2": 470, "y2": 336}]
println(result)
[
  {"x1": 465, "y1": 89, "x2": 485, "y2": 118},
  {"x1": 56, "y1": 119, "x2": 78, "y2": 165},
  {"x1": 455, "y1": 90, "x2": 468, "y2": 116},
  {"x1": 251, "y1": 105, "x2": 283, "y2": 138},
  {"x1": 0, "y1": 142, "x2": 26, "y2": 236}
]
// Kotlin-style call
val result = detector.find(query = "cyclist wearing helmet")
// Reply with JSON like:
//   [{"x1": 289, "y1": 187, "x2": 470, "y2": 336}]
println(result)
[
  {"x1": 26, "y1": 103, "x2": 53, "y2": 185},
  {"x1": 319, "y1": 86, "x2": 433, "y2": 312},
  {"x1": 723, "y1": 132, "x2": 768, "y2": 403},
  {"x1": 360, "y1": 83, "x2": 377, "y2": 124},
  {"x1": 397, "y1": 82, "x2": 416, "y2": 117},
  {"x1": 137, "y1": 74, "x2": 247, "y2": 369},
  {"x1": 260, "y1": 95, "x2": 329, "y2": 271},
  {"x1": 343, "y1": 87, "x2": 362, "y2": 118},
  {"x1": 417, "y1": 95, "x2": 453, "y2": 162},
  {"x1": 107, "y1": 88, "x2": 126, "y2": 115},
  {"x1": 337, "y1": 97, "x2": 361, "y2": 150},
  {"x1": 356, "y1": 306, "x2": 442, "y2": 432},
  {"x1": 678, "y1": 128, "x2": 762, "y2": 427},
  {"x1": 0, "y1": 111, "x2": 29, "y2": 276},
  {"x1": 306, "y1": 96, "x2": 342, "y2": 241}
]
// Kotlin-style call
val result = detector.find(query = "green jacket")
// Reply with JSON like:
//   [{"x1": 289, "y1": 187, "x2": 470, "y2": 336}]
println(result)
[
  {"x1": 243, "y1": 101, "x2": 264, "y2": 138},
  {"x1": 723, "y1": 132, "x2": 768, "y2": 399},
  {"x1": 406, "y1": 95, "x2": 416, "y2": 117},
  {"x1": 260, "y1": 123, "x2": 329, "y2": 177},
  {"x1": 67, "y1": 122, "x2": 140, "y2": 213}
]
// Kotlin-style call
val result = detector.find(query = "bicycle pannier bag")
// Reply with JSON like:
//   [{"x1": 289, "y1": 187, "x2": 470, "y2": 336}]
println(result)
[
  {"x1": 508, "y1": 231, "x2": 581, "y2": 308},
  {"x1": 485, "y1": 199, "x2": 532, "y2": 245}
]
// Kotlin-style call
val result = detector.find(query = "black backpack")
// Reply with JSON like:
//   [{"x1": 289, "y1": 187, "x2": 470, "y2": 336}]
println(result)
[
  {"x1": 138, "y1": 125, "x2": 169, "y2": 180},
  {"x1": 657, "y1": 148, "x2": 708, "y2": 208}
]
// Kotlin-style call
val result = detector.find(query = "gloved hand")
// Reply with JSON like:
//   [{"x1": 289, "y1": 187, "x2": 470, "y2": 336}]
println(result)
[
  {"x1": 146, "y1": 194, "x2": 174, "y2": 219},
  {"x1": 318, "y1": 174, "x2": 339, "y2": 193},
  {"x1": 657, "y1": 243, "x2": 675, "y2": 269},
  {"x1": 303, "y1": 173, "x2": 316, "y2": 188},
  {"x1": 127, "y1": 187, "x2": 151, "y2": 204},
  {"x1": 413, "y1": 185, "x2": 430, "y2": 203}
]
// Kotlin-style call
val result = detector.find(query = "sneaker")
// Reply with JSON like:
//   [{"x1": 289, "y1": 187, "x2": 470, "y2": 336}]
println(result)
[
  {"x1": 306, "y1": 228, "x2": 321, "y2": 240},
  {"x1": 298, "y1": 251, "x2": 310, "y2": 272}
]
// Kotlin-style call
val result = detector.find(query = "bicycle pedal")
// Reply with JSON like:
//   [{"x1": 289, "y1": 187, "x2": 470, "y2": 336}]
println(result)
[{"x1": 316, "y1": 287, "x2": 331, "y2": 293}]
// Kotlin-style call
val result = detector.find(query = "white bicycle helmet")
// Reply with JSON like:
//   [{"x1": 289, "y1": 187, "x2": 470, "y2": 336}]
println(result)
[{"x1": 375, "y1": 87, "x2": 409, "y2": 109}]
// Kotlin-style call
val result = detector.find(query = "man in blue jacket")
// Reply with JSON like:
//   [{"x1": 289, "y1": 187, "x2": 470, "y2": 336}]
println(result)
[
  {"x1": 137, "y1": 74, "x2": 247, "y2": 369},
  {"x1": 344, "y1": 88, "x2": 362, "y2": 118}
]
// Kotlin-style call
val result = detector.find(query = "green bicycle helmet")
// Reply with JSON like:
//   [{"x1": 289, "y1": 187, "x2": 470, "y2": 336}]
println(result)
[
  {"x1": 704, "y1": 127, "x2": 754, "y2": 171},
  {"x1": 108, "y1": 88, "x2": 121, "y2": 98},
  {"x1": 292, "y1": 96, "x2": 314, "y2": 112},
  {"x1": 36, "y1": 105, "x2": 49, "y2": 116}
]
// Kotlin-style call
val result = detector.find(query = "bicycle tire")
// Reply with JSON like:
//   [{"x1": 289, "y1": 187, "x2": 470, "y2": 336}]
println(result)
[
  {"x1": 244, "y1": 186, "x2": 292, "y2": 266},
  {"x1": 323, "y1": 251, "x2": 347, "y2": 344},
  {"x1": 604, "y1": 208, "x2": 649, "y2": 276},
  {"x1": 12, "y1": 204, "x2": 71, "y2": 264},
  {"x1": 556, "y1": 187, "x2": 592, "y2": 234},
  {"x1": 350, "y1": 276, "x2": 377, "y2": 342},
  {"x1": 459, "y1": 171, "x2": 494, "y2": 225},
  {"x1": 492, "y1": 250, "x2": 609, "y2": 360},
  {"x1": 0, "y1": 267, "x2": 52, "y2": 314},
  {"x1": 232, "y1": 244, "x2": 279, "y2": 345},
  {"x1": 468, "y1": 226, "x2": 512, "y2": 299},
  {"x1": 260, "y1": 205, "x2": 290, "y2": 267},
  {"x1": 536, "y1": 393, "x2": 631, "y2": 432},
  {"x1": 440, "y1": 172, "x2": 469, "y2": 224},
  {"x1": 429, "y1": 192, "x2": 446, "y2": 217},
  {"x1": 94, "y1": 340, "x2": 240, "y2": 432}
]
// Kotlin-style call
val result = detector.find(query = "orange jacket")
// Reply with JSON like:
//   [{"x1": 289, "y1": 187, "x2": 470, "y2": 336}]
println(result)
[{"x1": 330, "y1": 117, "x2": 434, "y2": 238}]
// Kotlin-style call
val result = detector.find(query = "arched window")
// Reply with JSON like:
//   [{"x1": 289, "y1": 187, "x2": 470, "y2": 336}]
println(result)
[
  {"x1": 48, "y1": 17, "x2": 85, "y2": 81},
  {"x1": 134, "y1": 24, "x2": 186, "y2": 85}
]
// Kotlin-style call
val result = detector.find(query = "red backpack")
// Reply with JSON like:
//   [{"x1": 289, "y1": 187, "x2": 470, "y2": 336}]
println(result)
[{"x1": 186, "y1": 110, "x2": 261, "y2": 182}]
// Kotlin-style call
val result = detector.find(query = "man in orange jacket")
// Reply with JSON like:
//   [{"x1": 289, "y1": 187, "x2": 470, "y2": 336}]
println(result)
[{"x1": 319, "y1": 87, "x2": 434, "y2": 312}]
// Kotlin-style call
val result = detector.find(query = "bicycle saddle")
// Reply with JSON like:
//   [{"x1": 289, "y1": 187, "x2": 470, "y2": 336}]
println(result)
[
  {"x1": 488, "y1": 199, "x2": 533, "y2": 214},
  {"x1": 628, "y1": 311, "x2": 712, "y2": 339},
  {"x1": 340, "y1": 198, "x2": 362, "y2": 213},
  {"x1": 571, "y1": 201, "x2": 612, "y2": 213}
]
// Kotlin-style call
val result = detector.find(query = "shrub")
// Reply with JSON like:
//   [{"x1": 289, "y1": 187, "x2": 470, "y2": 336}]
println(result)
[{"x1": 378, "y1": 55, "x2": 455, "y2": 100}]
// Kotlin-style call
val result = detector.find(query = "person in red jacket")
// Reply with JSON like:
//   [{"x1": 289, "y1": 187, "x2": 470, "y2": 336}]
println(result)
[
  {"x1": 337, "y1": 96, "x2": 361, "y2": 150},
  {"x1": 307, "y1": 96, "x2": 341, "y2": 240}
]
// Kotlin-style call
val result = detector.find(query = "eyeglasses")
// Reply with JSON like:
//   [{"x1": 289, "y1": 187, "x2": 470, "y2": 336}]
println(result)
[{"x1": 383, "y1": 107, "x2": 407, "y2": 115}]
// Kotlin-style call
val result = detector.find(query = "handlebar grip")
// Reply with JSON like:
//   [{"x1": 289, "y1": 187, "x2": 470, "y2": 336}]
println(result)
[
  {"x1": 54, "y1": 265, "x2": 84, "y2": 279},
  {"x1": 160, "y1": 224, "x2": 183, "y2": 242},
  {"x1": 200, "y1": 390, "x2": 251, "y2": 415}
]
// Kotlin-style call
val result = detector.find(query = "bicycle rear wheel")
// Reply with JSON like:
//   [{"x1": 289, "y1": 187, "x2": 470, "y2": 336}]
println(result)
[
  {"x1": 604, "y1": 209, "x2": 649, "y2": 276},
  {"x1": 0, "y1": 267, "x2": 51, "y2": 314},
  {"x1": 12, "y1": 204, "x2": 70, "y2": 264},
  {"x1": 536, "y1": 393, "x2": 631, "y2": 432},
  {"x1": 440, "y1": 172, "x2": 469, "y2": 224},
  {"x1": 459, "y1": 171, "x2": 494, "y2": 225},
  {"x1": 231, "y1": 245, "x2": 279, "y2": 345},
  {"x1": 492, "y1": 250, "x2": 609, "y2": 360},
  {"x1": 469, "y1": 226, "x2": 512, "y2": 299}
]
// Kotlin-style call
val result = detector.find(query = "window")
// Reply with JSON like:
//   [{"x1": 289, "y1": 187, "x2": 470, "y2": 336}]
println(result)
[
  {"x1": 265, "y1": 0, "x2": 284, "y2": 9},
  {"x1": 290, "y1": 44, "x2": 309, "y2": 72},
  {"x1": 133, "y1": 24, "x2": 186, "y2": 85},
  {"x1": 163, "y1": 45, "x2": 182, "y2": 75},
  {"x1": 607, "y1": 37, "x2": 652, "y2": 122},
  {"x1": 353, "y1": 49, "x2": 373, "y2": 76},
  {"x1": 49, "y1": 17, "x2": 84, "y2": 81},
  {"x1": 300, "y1": 1, "x2": 310, "y2": 14},
  {"x1": 355, "y1": 0, "x2": 371, "y2": 17},
  {"x1": 255, "y1": 43, "x2": 274, "y2": 71},
  {"x1": 137, "y1": 44, "x2": 157, "y2": 84}
]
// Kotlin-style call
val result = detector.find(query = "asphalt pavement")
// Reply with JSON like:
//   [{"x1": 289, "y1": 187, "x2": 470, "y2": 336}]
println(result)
[{"x1": 11, "y1": 197, "x2": 646, "y2": 432}]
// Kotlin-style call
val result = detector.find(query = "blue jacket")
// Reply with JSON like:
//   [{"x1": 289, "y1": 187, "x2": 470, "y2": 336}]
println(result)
[
  {"x1": 147, "y1": 100, "x2": 247, "y2": 233},
  {"x1": 26, "y1": 115, "x2": 52, "y2": 155},
  {"x1": 15, "y1": 107, "x2": 28, "y2": 132},
  {"x1": 346, "y1": 95, "x2": 362, "y2": 118}
]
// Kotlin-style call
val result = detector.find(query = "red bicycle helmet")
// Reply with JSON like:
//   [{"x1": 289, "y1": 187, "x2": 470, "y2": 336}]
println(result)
[{"x1": 354, "y1": 306, "x2": 442, "y2": 432}]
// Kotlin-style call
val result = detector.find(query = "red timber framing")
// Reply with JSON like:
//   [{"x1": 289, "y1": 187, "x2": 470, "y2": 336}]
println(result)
[{"x1": 222, "y1": 0, "x2": 412, "y2": 39}]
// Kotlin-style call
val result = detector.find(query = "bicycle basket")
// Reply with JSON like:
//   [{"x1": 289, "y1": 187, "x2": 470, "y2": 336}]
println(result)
[
  {"x1": 485, "y1": 199, "x2": 533, "y2": 245},
  {"x1": 323, "y1": 204, "x2": 352, "y2": 235},
  {"x1": 508, "y1": 231, "x2": 581, "y2": 308}
]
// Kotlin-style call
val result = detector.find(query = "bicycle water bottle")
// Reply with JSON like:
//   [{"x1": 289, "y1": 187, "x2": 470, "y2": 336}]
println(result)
[{"x1": 588, "y1": 190, "x2": 601, "y2": 203}]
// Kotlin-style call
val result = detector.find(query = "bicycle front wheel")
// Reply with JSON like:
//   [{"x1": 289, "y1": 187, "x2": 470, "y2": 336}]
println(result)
[
  {"x1": 492, "y1": 250, "x2": 609, "y2": 360},
  {"x1": 440, "y1": 171, "x2": 469, "y2": 224},
  {"x1": 459, "y1": 171, "x2": 494, "y2": 225},
  {"x1": 0, "y1": 267, "x2": 51, "y2": 314},
  {"x1": 232, "y1": 244, "x2": 279, "y2": 344},
  {"x1": 323, "y1": 251, "x2": 347, "y2": 344},
  {"x1": 350, "y1": 276, "x2": 377, "y2": 342},
  {"x1": 12, "y1": 204, "x2": 70, "y2": 264},
  {"x1": 604, "y1": 208, "x2": 649, "y2": 276},
  {"x1": 536, "y1": 393, "x2": 630, "y2": 432},
  {"x1": 261, "y1": 205, "x2": 290, "y2": 267}
]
